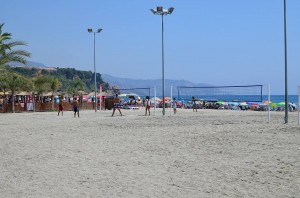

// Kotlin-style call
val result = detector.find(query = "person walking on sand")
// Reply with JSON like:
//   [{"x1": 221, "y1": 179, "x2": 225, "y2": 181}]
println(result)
[
  {"x1": 57, "y1": 96, "x2": 64, "y2": 116},
  {"x1": 112, "y1": 94, "x2": 122, "y2": 117},
  {"x1": 145, "y1": 96, "x2": 151, "y2": 116},
  {"x1": 172, "y1": 97, "x2": 177, "y2": 114},
  {"x1": 73, "y1": 98, "x2": 80, "y2": 117},
  {"x1": 192, "y1": 96, "x2": 197, "y2": 112}
]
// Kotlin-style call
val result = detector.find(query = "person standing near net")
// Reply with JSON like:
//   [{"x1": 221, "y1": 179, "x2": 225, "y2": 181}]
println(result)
[
  {"x1": 112, "y1": 94, "x2": 122, "y2": 117},
  {"x1": 192, "y1": 96, "x2": 197, "y2": 112},
  {"x1": 145, "y1": 96, "x2": 151, "y2": 116},
  {"x1": 172, "y1": 97, "x2": 177, "y2": 114}
]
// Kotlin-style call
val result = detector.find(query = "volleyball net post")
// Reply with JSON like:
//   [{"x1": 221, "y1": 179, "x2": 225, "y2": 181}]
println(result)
[
  {"x1": 170, "y1": 85, "x2": 173, "y2": 116},
  {"x1": 154, "y1": 86, "x2": 156, "y2": 116},
  {"x1": 268, "y1": 83, "x2": 271, "y2": 123},
  {"x1": 298, "y1": 85, "x2": 300, "y2": 125}
]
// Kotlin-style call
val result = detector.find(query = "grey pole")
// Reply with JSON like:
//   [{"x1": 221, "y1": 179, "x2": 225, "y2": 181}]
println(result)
[
  {"x1": 88, "y1": 28, "x2": 102, "y2": 112},
  {"x1": 94, "y1": 32, "x2": 97, "y2": 112},
  {"x1": 150, "y1": 7, "x2": 174, "y2": 116},
  {"x1": 284, "y1": 0, "x2": 288, "y2": 123},
  {"x1": 162, "y1": 14, "x2": 165, "y2": 115}
]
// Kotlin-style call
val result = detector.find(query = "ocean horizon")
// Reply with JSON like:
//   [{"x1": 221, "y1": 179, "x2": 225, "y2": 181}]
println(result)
[{"x1": 159, "y1": 95, "x2": 299, "y2": 104}]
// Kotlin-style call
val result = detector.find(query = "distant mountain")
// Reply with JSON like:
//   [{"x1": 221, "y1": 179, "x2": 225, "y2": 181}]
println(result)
[
  {"x1": 8, "y1": 61, "x2": 47, "y2": 68},
  {"x1": 102, "y1": 74, "x2": 212, "y2": 96}
]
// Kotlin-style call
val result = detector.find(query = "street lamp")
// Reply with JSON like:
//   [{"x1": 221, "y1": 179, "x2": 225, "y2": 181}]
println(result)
[
  {"x1": 283, "y1": 0, "x2": 288, "y2": 123},
  {"x1": 150, "y1": 6, "x2": 174, "y2": 116},
  {"x1": 88, "y1": 28, "x2": 102, "y2": 112}
]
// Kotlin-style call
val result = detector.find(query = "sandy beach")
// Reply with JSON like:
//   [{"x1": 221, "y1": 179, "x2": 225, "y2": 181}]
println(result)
[{"x1": 0, "y1": 108, "x2": 299, "y2": 197}]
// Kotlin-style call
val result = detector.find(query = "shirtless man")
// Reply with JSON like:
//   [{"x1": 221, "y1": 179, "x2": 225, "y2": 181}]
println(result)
[
  {"x1": 73, "y1": 98, "x2": 80, "y2": 117},
  {"x1": 112, "y1": 94, "x2": 122, "y2": 117}
]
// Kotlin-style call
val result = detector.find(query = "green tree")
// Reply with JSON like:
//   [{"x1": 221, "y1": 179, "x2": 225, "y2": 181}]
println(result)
[
  {"x1": 0, "y1": 71, "x2": 9, "y2": 98},
  {"x1": 67, "y1": 79, "x2": 84, "y2": 97},
  {"x1": 34, "y1": 75, "x2": 49, "y2": 102},
  {"x1": 48, "y1": 77, "x2": 61, "y2": 110},
  {"x1": 0, "y1": 23, "x2": 31, "y2": 66},
  {"x1": 5, "y1": 72, "x2": 27, "y2": 113}
]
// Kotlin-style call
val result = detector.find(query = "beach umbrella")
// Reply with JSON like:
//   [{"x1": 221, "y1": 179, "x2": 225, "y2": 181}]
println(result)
[
  {"x1": 262, "y1": 100, "x2": 271, "y2": 105},
  {"x1": 278, "y1": 102, "x2": 285, "y2": 106},
  {"x1": 151, "y1": 97, "x2": 162, "y2": 101},
  {"x1": 289, "y1": 103, "x2": 297, "y2": 108},
  {"x1": 150, "y1": 97, "x2": 162, "y2": 104},
  {"x1": 270, "y1": 103, "x2": 277, "y2": 109},
  {"x1": 16, "y1": 91, "x2": 32, "y2": 95},
  {"x1": 88, "y1": 91, "x2": 98, "y2": 97},
  {"x1": 0, "y1": 91, "x2": 10, "y2": 95},
  {"x1": 228, "y1": 102, "x2": 239, "y2": 106},
  {"x1": 216, "y1": 101, "x2": 224, "y2": 105},
  {"x1": 118, "y1": 94, "x2": 127, "y2": 98},
  {"x1": 164, "y1": 97, "x2": 171, "y2": 101},
  {"x1": 128, "y1": 95, "x2": 136, "y2": 99}
]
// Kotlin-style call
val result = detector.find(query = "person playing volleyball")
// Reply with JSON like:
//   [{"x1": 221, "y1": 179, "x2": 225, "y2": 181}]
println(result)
[{"x1": 112, "y1": 94, "x2": 122, "y2": 117}]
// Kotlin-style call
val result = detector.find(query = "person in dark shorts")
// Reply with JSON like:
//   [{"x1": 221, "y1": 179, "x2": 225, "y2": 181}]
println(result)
[
  {"x1": 112, "y1": 94, "x2": 122, "y2": 117},
  {"x1": 73, "y1": 98, "x2": 80, "y2": 117}
]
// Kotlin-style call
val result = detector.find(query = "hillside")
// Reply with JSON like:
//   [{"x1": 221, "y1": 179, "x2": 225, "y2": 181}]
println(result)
[
  {"x1": 10, "y1": 66, "x2": 109, "y2": 93},
  {"x1": 102, "y1": 74, "x2": 212, "y2": 96}
]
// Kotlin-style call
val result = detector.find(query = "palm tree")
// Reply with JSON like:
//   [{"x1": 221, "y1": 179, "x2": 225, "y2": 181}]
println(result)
[
  {"x1": 34, "y1": 75, "x2": 49, "y2": 102},
  {"x1": 0, "y1": 71, "x2": 9, "y2": 101},
  {"x1": 5, "y1": 72, "x2": 27, "y2": 113},
  {"x1": 0, "y1": 23, "x2": 31, "y2": 66},
  {"x1": 48, "y1": 77, "x2": 61, "y2": 110},
  {"x1": 67, "y1": 79, "x2": 84, "y2": 97}
]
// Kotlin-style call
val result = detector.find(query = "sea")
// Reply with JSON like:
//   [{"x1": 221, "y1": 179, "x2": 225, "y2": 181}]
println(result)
[{"x1": 168, "y1": 95, "x2": 299, "y2": 104}]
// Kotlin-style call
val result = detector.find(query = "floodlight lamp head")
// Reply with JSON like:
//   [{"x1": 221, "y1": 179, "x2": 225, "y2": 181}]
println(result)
[
  {"x1": 150, "y1": 9, "x2": 157, "y2": 14},
  {"x1": 88, "y1": 28, "x2": 93, "y2": 33},
  {"x1": 97, "y1": 28, "x2": 102, "y2": 33},
  {"x1": 157, "y1": 6, "x2": 163, "y2": 12},
  {"x1": 168, "y1": 7, "x2": 174, "y2": 14}
]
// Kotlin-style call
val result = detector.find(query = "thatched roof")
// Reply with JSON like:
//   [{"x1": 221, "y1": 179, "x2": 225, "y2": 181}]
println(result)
[{"x1": 16, "y1": 91, "x2": 32, "y2": 95}]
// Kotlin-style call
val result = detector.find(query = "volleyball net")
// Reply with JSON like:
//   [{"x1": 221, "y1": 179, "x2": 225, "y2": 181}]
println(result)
[
  {"x1": 177, "y1": 85, "x2": 263, "y2": 102},
  {"x1": 105, "y1": 87, "x2": 152, "y2": 99}
]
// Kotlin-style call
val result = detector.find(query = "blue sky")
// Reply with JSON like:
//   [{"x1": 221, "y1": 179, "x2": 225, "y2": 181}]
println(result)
[{"x1": 2, "y1": 0, "x2": 300, "y2": 94}]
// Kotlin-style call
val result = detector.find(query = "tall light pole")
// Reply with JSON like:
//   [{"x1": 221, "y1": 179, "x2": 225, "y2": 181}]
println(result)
[
  {"x1": 88, "y1": 28, "x2": 102, "y2": 112},
  {"x1": 283, "y1": 0, "x2": 288, "y2": 123},
  {"x1": 151, "y1": 6, "x2": 174, "y2": 116}
]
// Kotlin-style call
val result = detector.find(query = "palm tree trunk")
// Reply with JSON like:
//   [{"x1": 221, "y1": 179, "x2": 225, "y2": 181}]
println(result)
[
  {"x1": 12, "y1": 95, "x2": 15, "y2": 113},
  {"x1": 52, "y1": 94, "x2": 55, "y2": 110},
  {"x1": 32, "y1": 92, "x2": 35, "y2": 112}
]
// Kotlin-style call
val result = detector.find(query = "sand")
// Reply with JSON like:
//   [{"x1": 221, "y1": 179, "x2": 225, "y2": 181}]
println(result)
[{"x1": 0, "y1": 108, "x2": 299, "y2": 197}]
